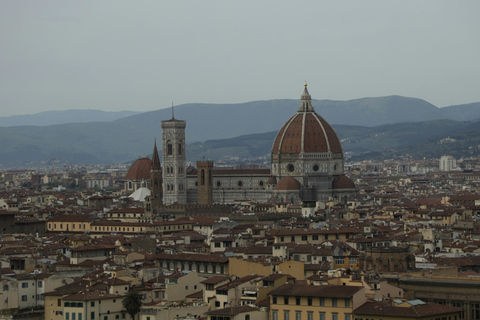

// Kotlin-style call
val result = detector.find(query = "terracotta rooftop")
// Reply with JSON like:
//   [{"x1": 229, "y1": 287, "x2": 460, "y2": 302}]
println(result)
[
  {"x1": 275, "y1": 176, "x2": 301, "y2": 191},
  {"x1": 154, "y1": 253, "x2": 229, "y2": 263},
  {"x1": 126, "y1": 157, "x2": 152, "y2": 181},
  {"x1": 272, "y1": 88, "x2": 342, "y2": 155},
  {"x1": 268, "y1": 282, "x2": 362, "y2": 298},
  {"x1": 354, "y1": 300, "x2": 462, "y2": 317}
]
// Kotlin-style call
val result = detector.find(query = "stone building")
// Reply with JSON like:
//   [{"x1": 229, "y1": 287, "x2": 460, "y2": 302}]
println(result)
[
  {"x1": 161, "y1": 116, "x2": 187, "y2": 204},
  {"x1": 388, "y1": 274, "x2": 480, "y2": 320},
  {"x1": 126, "y1": 84, "x2": 356, "y2": 207},
  {"x1": 359, "y1": 246, "x2": 415, "y2": 273}
]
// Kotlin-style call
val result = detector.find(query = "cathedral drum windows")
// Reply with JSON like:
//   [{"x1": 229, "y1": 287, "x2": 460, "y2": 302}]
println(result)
[
  {"x1": 287, "y1": 164, "x2": 295, "y2": 173},
  {"x1": 313, "y1": 164, "x2": 319, "y2": 172}
]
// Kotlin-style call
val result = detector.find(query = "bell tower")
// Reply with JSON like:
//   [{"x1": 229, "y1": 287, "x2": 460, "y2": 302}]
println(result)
[
  {"x1": 197, "y1": 160, "x2": 213, "y2": 205},
  {"x1": 161, "y1": 115, "x2": 187, "y2": 204},
  {"x1": 149, "y1": 139, "x2": 163, "y2": 213}
]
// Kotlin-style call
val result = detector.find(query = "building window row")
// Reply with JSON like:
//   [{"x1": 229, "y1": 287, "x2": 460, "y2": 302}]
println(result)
[{"x1": 275, "y1": 296, "x2": 350, "y2": 308}]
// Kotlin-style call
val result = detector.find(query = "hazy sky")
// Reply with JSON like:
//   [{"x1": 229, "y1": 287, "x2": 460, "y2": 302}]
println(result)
[{"x1": 1, "y1": 1, "x2": 479, "y2": 117}]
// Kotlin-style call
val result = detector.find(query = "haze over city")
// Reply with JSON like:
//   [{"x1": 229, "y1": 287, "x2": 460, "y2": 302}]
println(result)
[{"x1": 1, "y1": 1, "x2": 480, "y2": 118}]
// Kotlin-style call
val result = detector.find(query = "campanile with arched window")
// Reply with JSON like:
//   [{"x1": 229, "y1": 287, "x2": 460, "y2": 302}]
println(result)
[{"x1": 161, "y1": 116, "x2": 187, "y2": 204}]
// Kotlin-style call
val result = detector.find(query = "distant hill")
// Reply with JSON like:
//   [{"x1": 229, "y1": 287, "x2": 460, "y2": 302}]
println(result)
[
  {"x1": 1, "y1": 95, "x2": 480, "y2": 168},
  {"x1": 440, "y1": 102, "x2": 480, "y2": 122},
  {"x1": 1, "y1": 118, "x2": 477, "y2": 169},
  {"x1": 186, "y1": 119, "x2": 476, "y2": 163},
  {"x1": 3, "y1": 96, "x2": 480, "y2": 132},
  {"x1": 93, "y1": 95, "x2": 480, "y2": 143},
  {"x1": 0, "y1": 110, "x2": 142, "y2": 127}
]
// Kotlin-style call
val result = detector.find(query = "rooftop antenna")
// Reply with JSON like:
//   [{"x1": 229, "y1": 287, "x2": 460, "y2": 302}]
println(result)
[{"x1": 171, "y1": 102, "x2": 174, "y2": 119}]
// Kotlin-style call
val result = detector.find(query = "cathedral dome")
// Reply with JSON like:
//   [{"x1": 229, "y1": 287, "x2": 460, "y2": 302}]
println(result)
[
  {"x1": 126, "y1": 157, "x2": 152, "y2": 180},
  {"x1": 332, "y1": 175, "x2": 355, "y2": 189},
  {"x1": 275, "y1": 176, "x2": 301, "y2": 191},
  {"x1": 272, "y1": 85, "x2": 342, "y2": 155}
]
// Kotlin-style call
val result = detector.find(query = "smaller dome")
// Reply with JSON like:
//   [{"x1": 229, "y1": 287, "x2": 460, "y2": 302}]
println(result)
[
  {"x1": 275, "y1": 176, "x2": 301, "y2": 191},
  {"x1": 266, "y1": 176, "x2": 277, "y2": 184},
  {"x1": 333, "y1": 175, "x2": 355, "y2": 189},
  {"x1": 126, "y1": 158, "x2": 152, "y2": 180}
]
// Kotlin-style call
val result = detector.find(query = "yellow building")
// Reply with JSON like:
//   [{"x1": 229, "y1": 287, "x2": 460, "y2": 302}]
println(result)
[
  {"x1": 47, "y1": 214, "x2": 97, "y2": 233},
  {"x1": 62, "y1": 291, "x2": 124, "y2": 320},
  {"x1": 44, "y1": 280, "x2": 90, "y2": 320},
  {"x1": 268, "y1": 282, "x2": 366, "y2": 320},
  {"x1": 90, "y1": 220, "x2": 157, "y2": 237}
]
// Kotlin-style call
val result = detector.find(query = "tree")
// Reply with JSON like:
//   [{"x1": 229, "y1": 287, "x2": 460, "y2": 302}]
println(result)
[{"x1": 122, "y1": 290, "x2": 143, "y2": 320}]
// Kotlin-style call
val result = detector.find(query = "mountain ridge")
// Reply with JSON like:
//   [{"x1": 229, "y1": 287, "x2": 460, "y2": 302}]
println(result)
[{"x1": 1, "y1": 95, "x2": 480, "y2": 168}]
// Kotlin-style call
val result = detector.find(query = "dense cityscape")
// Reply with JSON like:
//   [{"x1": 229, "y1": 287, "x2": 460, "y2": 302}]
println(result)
[{"x1": 2, "y1": 87, "x2": 480, "y2": 320}]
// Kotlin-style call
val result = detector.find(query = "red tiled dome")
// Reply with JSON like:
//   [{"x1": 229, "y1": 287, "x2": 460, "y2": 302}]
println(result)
[
  {"x1": 275, "y1": 176, "x2": 301, "y2": 191},
  {"x1": 126, "y1": 158, "x2": 152, "y2": 180},
  {"x1": 266, "y1": 176, "x2": 277, "y2": 184},
  {"x1": 272, "y1": 85, "x2": 342, "y2": 155},
  {"x1": 332, "y1": 175, "x2": 355, "y2": 189}
]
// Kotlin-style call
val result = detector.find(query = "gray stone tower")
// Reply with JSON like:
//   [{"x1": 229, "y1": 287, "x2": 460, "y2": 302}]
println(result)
[{"x1": 161, "y1": 117, "x2": 187, "y2": 204}]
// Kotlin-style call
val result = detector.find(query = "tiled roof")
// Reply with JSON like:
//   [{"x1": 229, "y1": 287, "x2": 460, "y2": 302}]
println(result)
[
  {"x1": 44, "y1": 279, "x2": 90, "y2": 296},
  {"x1": 205, "y1": 305, "x2": 258, "y2": 316},
  {"x1": 272, "y1": 108, "x2": 342, "y2": 155},
  {"x1": 354, "y1": 301, "x2": 462, "y2": 317},
  {"x1": 154, "y1": 253, "x2": 229, "y2": 263},
  {"x1": 48, "y1": 214, "x2": 97, "y2": 222},
  {"x1": 200, "y1": 275, "x2": 230, "y2": 284},
  {"x1": 260, "y1": 273, "x2": 296, "y2": 281},
  {"x1": 275, "y1": 176, "x2": 301, "y2": 191},
  {"x1": 126, "y1": 157, "x2": 151, "y2": 181},
  {"x1": 268, "y1": 283, "x2": 362, "y2": 298},
  {"x1": 186, "y1": 290, "x2": 203, "y2": 299},
  {"x1": 64, "y1": 291, "x2": 122, "y2": 301},
  {"x1": 71, "y1": 244, "x2": 117, "y2": 252},
  {"x1": 333, "y1": 175, "x2": 356, "y2": 189}
]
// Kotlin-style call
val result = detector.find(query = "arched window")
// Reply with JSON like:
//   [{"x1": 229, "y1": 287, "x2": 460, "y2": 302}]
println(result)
[
  {"x1": 178, "y1": 142, "x2": 182, "y2": 155},
  {"x1": 128, "y1": 181, "x2": 132, "y2": 189},
  {"x1": 167, "y1": 142, "x2": 173, "y2": 155},
  {"x1": 201, "y1": 169, "x2": 205, "y2": 185}
]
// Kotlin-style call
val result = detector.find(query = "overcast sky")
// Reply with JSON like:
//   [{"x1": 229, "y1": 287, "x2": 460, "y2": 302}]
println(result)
[{"x1": 1, "y1": 1, "x2": 479, "y2": 117}]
